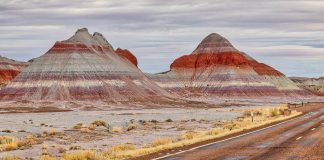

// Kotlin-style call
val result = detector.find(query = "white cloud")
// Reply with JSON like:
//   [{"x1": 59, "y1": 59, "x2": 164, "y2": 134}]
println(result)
[{"x1": 0, "y1": 0, "x2": 324, "y2": 77}]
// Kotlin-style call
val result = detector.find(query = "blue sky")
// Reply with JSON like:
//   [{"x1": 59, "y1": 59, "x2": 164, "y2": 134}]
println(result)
[{"x1": 0, "y1": 0, "x2": 323, "y2": 77}]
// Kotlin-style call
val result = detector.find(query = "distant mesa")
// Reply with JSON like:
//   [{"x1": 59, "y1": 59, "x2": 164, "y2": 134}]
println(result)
[
  {"x1": 0, "y1": 28, "x2": 171, "y2": 103},
  {"x1": 115, "y1": 48, "x2": 138, "y2": 67},
  {"x1": 149, "y1": 33, "x2": 315, "y2": 100},
  {"x1": 290, "y1": 77, "x2": 324, "y2": 96},
  {"x1": 0, "y1": 56, "x2": 28, "y2": 87}
]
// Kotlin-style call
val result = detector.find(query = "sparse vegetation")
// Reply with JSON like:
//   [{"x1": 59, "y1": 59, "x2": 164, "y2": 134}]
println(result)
[
  {"x1": 112, "y1": 127, "x2": 123, "y2": 133},
  {"x1": 127, "y1": 124, "x2": 136, "y2": 131},
  {"x1": 88, "y1": 124, "x2": 97, "y2": 131},
  {"x1": 182, "y1": 132, "x2": 196, "y2": 140},
  {"x1": 1, "y1": 156, "x2": 21, "y2": 160},
  {"x1": 91, "y1": 120, "x2": 107, "y2": 127},
  {"x1": 73, "y1": 123, "x2": 83, "y2": 129},
  {"x1": 69, "y1": 145, "x2": 81, "y2": 150},
  {"x1": 151, "y1": 138, "x2": 172, "y2": 147},
  {"x1": 39, "y1": 155, "x2": 56, "y2": 160},
  {"x1": 0, "y1": 135, "x2": 37, "y2": 151},
  {"x1": 165, "y1": 118, "x2": 173, "y2": 122},
  {"x1": 0, "y1": 104, "x2": 301, "y2": 160},
  {"x1": 63, "y1": 150, "x2": 105, "y2": 160}
]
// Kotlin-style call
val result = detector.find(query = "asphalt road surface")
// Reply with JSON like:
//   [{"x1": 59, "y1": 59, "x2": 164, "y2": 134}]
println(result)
[{"x1": 154, "y1": 107, "x2": 324, "y2": 160}]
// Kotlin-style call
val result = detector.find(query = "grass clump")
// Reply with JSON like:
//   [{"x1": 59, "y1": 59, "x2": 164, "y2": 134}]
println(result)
[
  {"x1": 39, "y1": 155, "x2": 56, "y2": 160},
  {"x1": 0, "y1": 135, "x2": 37, "y2": 151},
  {"x1": 112, "y1": 127, "x2": 123, "y2": 133},
  {"x1": 91, "y1": 120, "x2": 107, "y2": 127},
  {"x1": 63, "y1": 150, "x2": 105, "y2": 160},
  {"x1": 151, "y1": 138, "x2": 172, "y2": 147},
  {"x1": 73, "y1": 123, "x2": 83, "y2": 129},
  {"x1": 206, "y1": 128, "x2": 223, "y2": 136},
  {"x1": 88, "y1": 124, "x2": 97, "y2": 131},
  {"x1": 127, "y1": 124, "x2": 136, "y2": 131},
  {"x1": 182, "y1": 132, "x2": 196, "y2": 140},
  {"x1": 1, "y1": 156, "x2": 21, "y2": 160},
  {"x1": 0, "y1": 136, "x2": 18, "y2": 151}
]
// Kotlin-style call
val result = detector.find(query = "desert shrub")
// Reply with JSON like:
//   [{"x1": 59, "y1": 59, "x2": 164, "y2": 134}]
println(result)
[
  {"x1": 1, "y1": 156, "x2": 21, "y2": 160},
  {"x1": 165, "y1": 119, "x2": 173, "y2": 122},
  {"x1": 269, "y1": 108, "x2": 280, "y2": 117},
  {"x1": 1, "y1": 130, "x2": 13, "y2": 133},
  {"x1": 69, "y1": 145, "x2": 81, "y2": 150},
  {"x1": 207, "y1": 128, "x2": 223, "y2": 136},
  {"x1": 0, "y1": 136, "x2": 18, "y2": 151},
  {"x1": 17, "y1": 135, "x2": 37, "y2": 148},
  {"x1": 112, "y1": 127, "x2": 123, "y2": 133},
  {"x1": 223, "y1": 122, "x2": 238, "y2": 131},
  {"x1": 91, "y1": 120, "x2": 107, "y2": 127},
  {"x1": 138, "y1": 120, "x2": 147, "y2": 125},
  {"x1": 149, "y1": 119, "x2": 158, "y2": 123},
  {"x1": 106, "y1": 144, "x2": 136, "y2": 155},
  {"x1": 151, "y1": 138, "x2": 172, "y2": 147},
  {"x1": 80, "y1": 128, "x2": 91, "y2": 133},
  {"x1": 88, "y1": 124, "x2": 97, "y2": 131},
  {"x1": 48, "y1": 128, "x2": 56, "y2": 136},
  {"x1": 127, "y1": 124, "x2": 136, "y2": 131},
  {"x1": 73, "y1": 123, "x2": 83, "y2": 129},
  {"x1": 39, "y1": 155, "x2": 56, "y2": 160},
  {"x1": 63, "y1": 150, "x2": 105, "y2": 160},
  {"x1": 182, "y1": 132, "x2": 196, "y2": 140},
  {"x1": 58, "y1": 147, "x2": 66, "y2": 153}
]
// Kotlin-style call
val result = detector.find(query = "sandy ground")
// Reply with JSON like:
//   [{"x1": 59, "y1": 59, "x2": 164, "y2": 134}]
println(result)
[
  {"x1": 0, "y1": 107, "x2": 245, "y2": 159},
  {"x1": 1, "y1": 102, "x2": 321, "y2": 159}
]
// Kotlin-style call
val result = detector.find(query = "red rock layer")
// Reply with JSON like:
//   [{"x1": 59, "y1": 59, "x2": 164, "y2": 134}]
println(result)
[
  {"x1": 0, "y1": 56, "x2": 29, "y2": 86},
  {"x1": 115, "y1": 48, "x2": 138, "y2": 67},
  {"x1": 171, "y1": 52, "x2": 283, "y2": 76}
]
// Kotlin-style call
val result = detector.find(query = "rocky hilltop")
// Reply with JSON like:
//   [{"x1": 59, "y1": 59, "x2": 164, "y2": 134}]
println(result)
[
  {"x1": 115, "y1": 48, "x2": 138, "y2": 67},
  {"x1": 0, "y1": 56, "x2": 28, "y2": 87},
  {"x1": 149, "y1": 33, "x2": 314, "y2": 100},
  {"x1": 0, "y1": 28, "x2": 171, "y2": 103}
]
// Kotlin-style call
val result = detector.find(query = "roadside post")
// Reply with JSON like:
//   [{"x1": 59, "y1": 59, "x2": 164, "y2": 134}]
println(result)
[{"x1": 251, "y1": 111, "x2": 254, "y2": 123}]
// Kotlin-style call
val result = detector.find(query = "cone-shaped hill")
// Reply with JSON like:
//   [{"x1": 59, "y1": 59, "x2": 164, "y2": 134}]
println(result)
[
  {"x1": 0, "y1": 28, "x2": 171, "y2": 102},
  {"x1": 0, "y1": 56, "x2": 29, "y2": 87},
  {"x1": 149, "y1": 33, "x2": 314, "y2": 99}
]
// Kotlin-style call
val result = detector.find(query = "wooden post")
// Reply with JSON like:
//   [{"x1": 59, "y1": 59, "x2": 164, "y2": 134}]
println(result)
[{"x1": 251, "y1": 111, "x2": 254, "y2": 123}]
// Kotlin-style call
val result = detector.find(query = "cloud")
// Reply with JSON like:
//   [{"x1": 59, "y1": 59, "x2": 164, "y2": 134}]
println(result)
[{"x1": 0, "y1": 0, "x2": 324, "y2": 77}]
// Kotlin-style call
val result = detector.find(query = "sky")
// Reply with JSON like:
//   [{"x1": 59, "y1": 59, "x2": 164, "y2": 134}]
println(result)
[{"x1": 0, "y1": 0, "x2": 324, "y2": 77}]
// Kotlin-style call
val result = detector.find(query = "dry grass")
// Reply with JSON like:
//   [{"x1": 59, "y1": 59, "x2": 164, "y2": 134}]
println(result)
[
  {"x1": 63, "y1": 150, "x2": 106, "y2": 160},
  {"x1": 91, "y1": 120, "x2": 107, "y2": 127},
  {"x1": 127, "y1": 124, "x2": 136, "y2": 131},
  {"x1": 39, "y1": 155, "x2": 56, "y2": 160},
  {"x1": 111, "y1": 127, "x2": 123, "y2": 133},
  {"x1": 182, "y1": 132, "x2": 196, "y2": 140},
  {"x1": 1, "y1": 156, "x2": 21, "y2": 160},
  {"x1": 151, "y1": 138, "x2": 172, "y2": 147},
  {"x1": 88, "y1": 124, "x2": 97, "y2": 131},
  {"x1": 0, "y1": 135, "x2": 37, "y2": 151},
  {"x1": 73, "y1": 123, "x2": 83, "y2": 130},
  {"x1": 0, "y1": 136, "x2": 18, "y2": 151}
]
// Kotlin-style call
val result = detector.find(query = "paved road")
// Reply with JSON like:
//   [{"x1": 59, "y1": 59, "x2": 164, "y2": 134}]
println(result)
[{"x1": 154, "y1": 107, "x2": 324, "y2": 160}]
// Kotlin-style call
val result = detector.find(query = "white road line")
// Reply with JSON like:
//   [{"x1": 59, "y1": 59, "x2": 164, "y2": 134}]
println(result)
[
  {"x1": 296, "y1": 136, "x2": 303, "y2": 140},
  {"x1": 153, "y1": 112, "x2": 314, "y2": 160}
]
